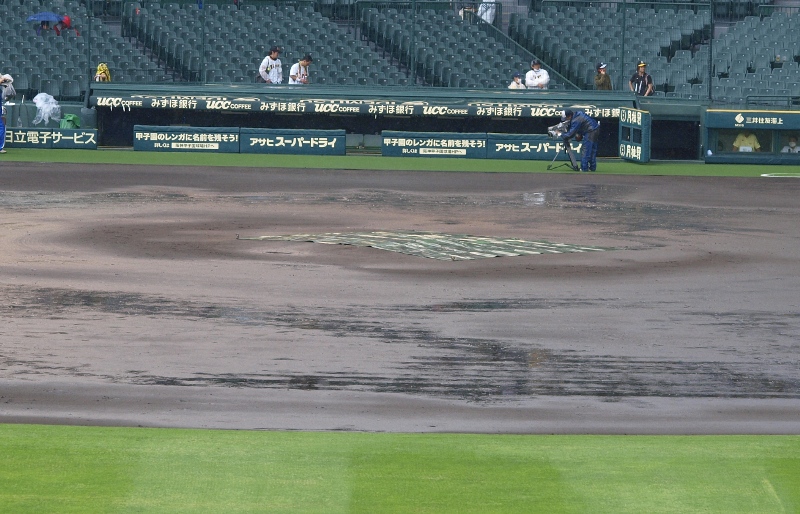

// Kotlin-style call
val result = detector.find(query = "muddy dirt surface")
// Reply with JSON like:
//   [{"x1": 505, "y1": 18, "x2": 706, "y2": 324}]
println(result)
[{"x1": 1, "y1": 162, "x2": 799, "y2": 433}]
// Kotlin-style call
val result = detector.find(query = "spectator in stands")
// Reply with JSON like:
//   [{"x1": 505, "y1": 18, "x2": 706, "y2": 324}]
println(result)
[
  {"x1": 37, "y1": 20, "x2": 51, "y2": 35},
  {"x1": 594, "y1": 62, "x2": 612, "y2": 90},
  {"x1": 733, "y1": 131, "x2": 760, "y2": 152},
  {"x1": 477, "y1": 1, "x2": 496, "y2": 24},
  {"x1": 629, "y1": 61, "x2": 653, "y2": 96},
  {"x1": 38, "y1": 15, "x2": 79, "y2": 36},
  {"x1": 781, "y1": 135, "x2": 799, "y2": 153},
  {"x1": 259, "y1": 46, "x2": 283, "y2": 84},
  {"x1": 525, "y1": 59, "x2": 549, "y2": 89},
  {"x1": 53, "y1": 15, "x2": 77, "y2": 36},
  {"x1": 289, "y1": 55, "x2": 313, "y2": 85},
  {"x1": 94, "y1": 63, "x2": 111, "y2": 82},
  {"x1": 0, "y1": 74, "x2": 11, "y2": 154},
  {"x1": 508, "y1": 72, "x2": 526, "y2": 89},
  {"x1": 560, "y1": 108, "x2": 600, "y2": 172}
]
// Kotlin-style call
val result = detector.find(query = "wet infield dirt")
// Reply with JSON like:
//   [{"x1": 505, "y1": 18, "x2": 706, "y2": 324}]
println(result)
[{"x1": 1, "y1": 162, "x2": 799, "y2": 433}]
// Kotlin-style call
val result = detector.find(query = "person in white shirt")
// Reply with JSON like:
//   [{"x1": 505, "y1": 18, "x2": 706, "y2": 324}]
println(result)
[
  {"x1": 508, "y1": 72, "x2": 526, "y2": 89},
  {"x1": 781, "y1": 135, "x2": 800, "y2": 153},
  {"x1": 525, "y1": 59, "x2": 549, "y2": 89},
  {"x1": 289, "y1": 55, "x2": 313, "y2": 85},
  {"x1": 476, "y1": 1, "x2": 495, "y2": 23},
  {"x1": 259, "y1": 46, "x2": 283, "y2": 84}
]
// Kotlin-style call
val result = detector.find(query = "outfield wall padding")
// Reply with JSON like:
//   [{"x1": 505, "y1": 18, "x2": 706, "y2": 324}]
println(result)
[
  {"x1": 134, "y1": 125, "x2": 240, "y2": 152},
  {"x1": 240, "y1": 128, "x2": 346, "y2": 155},
  {"x1": 618, "y1": 107, "x2": 651, "y2": 163},
  {"x1": 486, "y1": 133, "x2": 581, "y2": 161},
  {"x1": 133, "y1": 126, "x2": 347, "y2": 154},
  {"x1": 5, "y1": 128, "x2": 98, "y2": 149},
  {"x1": 382, "y1": 131, "x2": 582, "y2": 160},
  {"x1": 382, "y1": 131, "x2": 488, "y2": 158}
]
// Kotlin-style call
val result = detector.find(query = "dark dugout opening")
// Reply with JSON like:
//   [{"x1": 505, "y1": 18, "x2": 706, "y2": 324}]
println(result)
[{"x1": 650, "y1": 120, "x2": 701, "y2": 160}]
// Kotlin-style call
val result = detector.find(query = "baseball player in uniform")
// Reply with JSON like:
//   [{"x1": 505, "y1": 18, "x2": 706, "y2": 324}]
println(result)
[
  {"x1": 259, "y1": 46, "x2": 283, "y2": 84},
  {"x1": 289, "y1": 55, "x2": 313, "y2": 84}
]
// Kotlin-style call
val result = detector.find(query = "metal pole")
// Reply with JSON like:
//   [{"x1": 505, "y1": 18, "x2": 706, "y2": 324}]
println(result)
[
  {"x1": 621, "y1": 0, "x2": 626, "y2": 91},
  {"x1": 201, "y1": 1, "x2": 206, "y2": 83},
  {"x1": 708, "y1": 2, "x2": 713, "y2": 102},
  {"x1": 410, "y1": 0, "x2": 416, "y2": 85}
]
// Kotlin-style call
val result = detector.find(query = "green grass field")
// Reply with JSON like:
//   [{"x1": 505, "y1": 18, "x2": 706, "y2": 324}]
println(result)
[
  {"x1": 1, "y1": 425, "x2": 798, "y2": 513},
  {"x1": 2, "y1": 149, "x2": 799, "y2": 511},
  {"x1": 2, "y1": 148, "x2": 799, "y2": 176}
]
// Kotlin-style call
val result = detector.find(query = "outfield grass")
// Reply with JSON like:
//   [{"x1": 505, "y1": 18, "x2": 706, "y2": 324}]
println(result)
[
  {"x1": 1, "y1": 424, "x2": 797, "y2": 513},
  {"x1": 2, "y1": 148, "x2": 798, "y2": 176}
]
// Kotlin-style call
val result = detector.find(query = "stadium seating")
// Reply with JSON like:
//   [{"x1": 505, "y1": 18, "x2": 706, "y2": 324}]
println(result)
[
  {"x1": 1, "y1": 0, "x2": 167, "y2": 100},
  {"x1": 361, "y1": 5, "x2": 572, "y2": 88},
  {"x1": 2, "y1": 0, "x2": 798, "y2": 103}
]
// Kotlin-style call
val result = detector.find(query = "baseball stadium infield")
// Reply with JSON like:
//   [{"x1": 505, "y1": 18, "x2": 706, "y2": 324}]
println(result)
[{"x1": 1, "y1": 151, "x2": 798, "y2": 511}]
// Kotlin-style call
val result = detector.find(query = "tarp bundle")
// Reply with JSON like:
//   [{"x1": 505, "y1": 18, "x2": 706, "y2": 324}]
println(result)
[
  {"x1": 238, "y1": 230, "x2": 609, "y2": 260},
  {"x1": 32, "y1": 93, "x2": 61, "y2": 125}
]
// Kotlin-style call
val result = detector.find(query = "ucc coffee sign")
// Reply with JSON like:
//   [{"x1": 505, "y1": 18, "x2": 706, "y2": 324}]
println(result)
[{"x1": 93, "y1": 94, "x2": 624, "y2": 119}]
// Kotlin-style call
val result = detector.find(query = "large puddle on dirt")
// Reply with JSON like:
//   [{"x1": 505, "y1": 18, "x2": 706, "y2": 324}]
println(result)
[{"x1": 3, "y1": 287, "x2": 798, "y2": 401}]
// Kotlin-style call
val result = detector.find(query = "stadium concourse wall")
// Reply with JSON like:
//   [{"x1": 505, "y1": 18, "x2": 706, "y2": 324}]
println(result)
[{"x1": 87, "y1": 82, "x2": 705, "y2": 159}]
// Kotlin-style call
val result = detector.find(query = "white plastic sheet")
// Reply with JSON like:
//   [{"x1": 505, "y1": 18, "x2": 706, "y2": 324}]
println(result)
[{"x1": 32, "y1": 92, "x2": 62, "y2": 125}]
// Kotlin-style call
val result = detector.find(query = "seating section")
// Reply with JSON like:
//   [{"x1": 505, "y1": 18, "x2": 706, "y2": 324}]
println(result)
[
  {"x1": 0, "y1": 0, "x2": 166, "y2": 101},
  {"x1": 510, "y1": 3, "x2": 800, "y2": 105},
  {"x1": 360, "y1": 6, "x2": 568, "y2": 88},
  {"x1": 710, "y1": 13, "x2": 800, "y2": 104},
  {"x1": 2, "y1": 0, "x2": 799, "y2": 105},
  {"x1": 713, "y1": 0, "x2": 772, "y2": 21},
  {"x1": 124, "y1": 1, "x2": 408, "y2": 85},
  {"x1": 510, "y1": 5, "x2": 711, "y2": 94}
]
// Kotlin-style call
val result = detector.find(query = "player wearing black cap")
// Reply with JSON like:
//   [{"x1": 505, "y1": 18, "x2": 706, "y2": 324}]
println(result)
[
  {"x1": 259, "y1": 46, "x2": 283, "y2": 84},
  {"x1": 629, "y1": 60, "x2": 653, "y2": 96},
  {"x1": 525, "y1": 59, "x2": 550, "y2": 89},
  {"x1": 561, "y1": 109, "x2": 600, "y2": 172}
]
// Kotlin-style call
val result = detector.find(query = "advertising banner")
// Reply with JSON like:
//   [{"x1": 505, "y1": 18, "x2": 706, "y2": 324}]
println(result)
[
  {"x1": 382, "y1": 131, "x2": 487, "y2": 158},
  {"x1": 93, "y1": 94, "x2": 625, "y2": 120},
  {"x1": 133, "y1": 125, "x2": 240, "y2": 152},
  {"x1": 486, "y1": 133, "x2": 581, "y2": 160},
  {"x1": 240, "y1": 128, "x2": 345, "y2": 155},
  {"x1": 706, "y1": 109, "x2": 800, "y2": 129},
  {"x1": 618, "y1": 107, "x2": 651, "y2": 163},
  {"x1": 5, "y1": 129, "x2": 98, "y2": 149}
]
